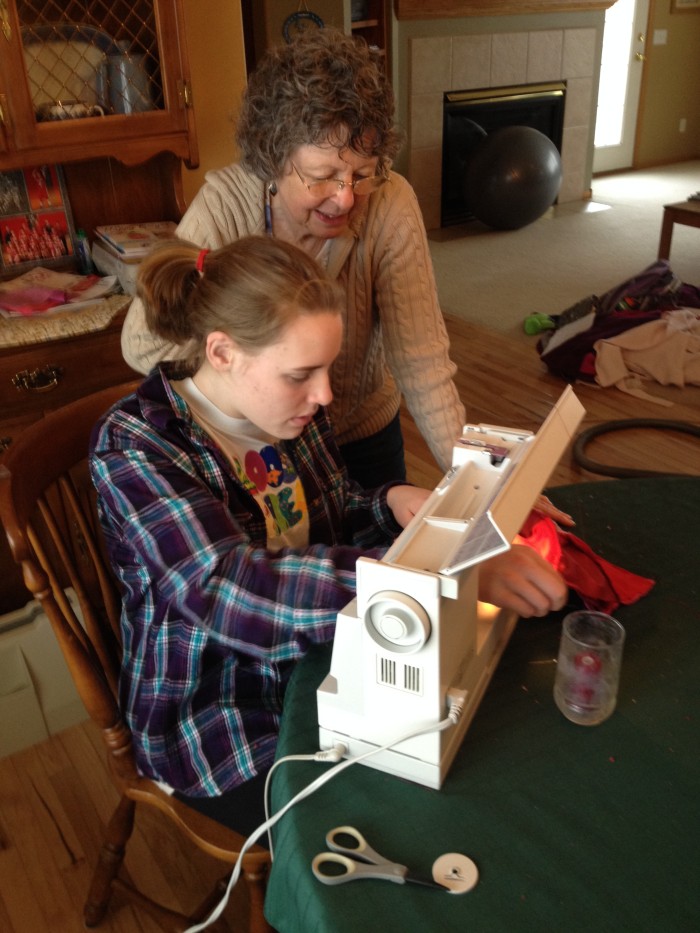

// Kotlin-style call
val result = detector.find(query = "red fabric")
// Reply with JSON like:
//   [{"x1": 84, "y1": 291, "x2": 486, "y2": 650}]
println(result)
[{"x1": 515, "y1": 513, "x2": 655, "y2": 613}]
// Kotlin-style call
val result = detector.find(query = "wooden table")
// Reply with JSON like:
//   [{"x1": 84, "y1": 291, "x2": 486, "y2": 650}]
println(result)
[{"x1": 657, "y1": 199, "x2": 700, "y2": 260}]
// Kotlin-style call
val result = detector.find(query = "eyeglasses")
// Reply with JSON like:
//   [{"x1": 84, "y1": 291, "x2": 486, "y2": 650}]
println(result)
[{"x1": 291, "y1": 162, "x2": 386, "y2": 199}]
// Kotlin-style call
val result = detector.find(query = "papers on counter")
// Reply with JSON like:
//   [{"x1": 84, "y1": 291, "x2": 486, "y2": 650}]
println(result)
[{"x1": 0, "y1": 266, "x2": 118, "y2": 318}]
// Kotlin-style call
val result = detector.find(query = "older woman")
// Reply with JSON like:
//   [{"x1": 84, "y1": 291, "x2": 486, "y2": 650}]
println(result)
[{"x1": 121, "y1": 27, "x2": 465, "y2": 488}]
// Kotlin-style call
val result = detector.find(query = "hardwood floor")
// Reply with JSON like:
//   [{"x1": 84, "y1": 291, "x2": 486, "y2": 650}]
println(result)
[
  {"x1": 403, "y1": 315, "x2": 700, "y2": 490},
  {"x1": 1, "y1": 318, "x2": 698, "y2": 932},
  {"x1": 0, "y1": 719, "x2": 253, "y2": 932}
]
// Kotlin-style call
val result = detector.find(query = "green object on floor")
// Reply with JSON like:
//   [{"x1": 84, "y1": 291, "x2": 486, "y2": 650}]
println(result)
[{"x1": 523, "y1": 312, "x2": 556, "y2": 335}]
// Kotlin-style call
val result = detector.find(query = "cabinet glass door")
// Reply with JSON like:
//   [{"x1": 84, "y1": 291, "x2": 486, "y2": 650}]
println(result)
[
  {"x1": 17, "y1": 0, "x2": 163, "y2": 122},
  {"x1": 1, "y1": 0, "x2": 195, "y2": 169}
]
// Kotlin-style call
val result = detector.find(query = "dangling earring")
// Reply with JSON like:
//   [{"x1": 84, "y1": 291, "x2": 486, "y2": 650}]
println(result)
[{"x1": 265, "y1": 182, "x2": 276, "y2": 237}]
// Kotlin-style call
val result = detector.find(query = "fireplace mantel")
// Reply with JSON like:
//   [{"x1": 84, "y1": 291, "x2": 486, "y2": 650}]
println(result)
[{"x1": 395, "y1": 1, "x2": 615, "y2": 19}]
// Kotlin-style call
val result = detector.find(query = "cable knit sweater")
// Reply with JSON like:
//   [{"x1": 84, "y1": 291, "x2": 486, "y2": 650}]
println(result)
[{"x1": 121, "y1": 164, "x2": 465, "y2": 471}]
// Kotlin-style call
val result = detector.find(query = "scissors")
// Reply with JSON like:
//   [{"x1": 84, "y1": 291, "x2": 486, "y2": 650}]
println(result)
[{"x1": 311, "y1": 825, "x2": 446, "y2": 890}]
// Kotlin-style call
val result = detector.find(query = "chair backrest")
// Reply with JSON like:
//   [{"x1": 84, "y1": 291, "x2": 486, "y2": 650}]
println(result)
[
  {"x1": 1, "y1": 382, "x2": 273, "y2": 932},
  {"x1": 0, "y1": 381, "x2": 140, "y2": 781}
]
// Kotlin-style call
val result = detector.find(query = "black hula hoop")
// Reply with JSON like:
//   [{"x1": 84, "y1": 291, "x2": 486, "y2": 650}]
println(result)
[{"x1": 572, "y1": 419, "x2": 700, "y2": 478}]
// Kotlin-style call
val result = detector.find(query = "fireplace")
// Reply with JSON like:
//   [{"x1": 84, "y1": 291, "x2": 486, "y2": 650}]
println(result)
[
  {"x1": 399, "y1": 21, "x2": 601, "y2": 230},
  {"x1": 441, "y1": 81, "x2": 566, "y2": 226}
]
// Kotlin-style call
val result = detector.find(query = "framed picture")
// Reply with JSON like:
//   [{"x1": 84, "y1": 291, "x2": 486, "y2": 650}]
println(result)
[
  {"x1": 671, "y1": 0, "x2": 700, "y2": 11},
  {"x1": 0, "y1": 165, "x2": 77, "y2": 278}
]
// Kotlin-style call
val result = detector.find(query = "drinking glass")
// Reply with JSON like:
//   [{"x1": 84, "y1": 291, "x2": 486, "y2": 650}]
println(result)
[{"x1": 553, "y1": 610, "x2": 625, "y2": 726}]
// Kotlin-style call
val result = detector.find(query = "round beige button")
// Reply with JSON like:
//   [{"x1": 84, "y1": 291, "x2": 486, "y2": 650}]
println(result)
[{"x1": 431, "y1": 852, "x2": 479, "y2": 894}]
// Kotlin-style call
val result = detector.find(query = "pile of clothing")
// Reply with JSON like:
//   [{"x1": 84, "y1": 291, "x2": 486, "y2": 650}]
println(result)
[
  {"x1": 534, "y1": 260, "x2": 700, "y2": 405},
  {"x1": 516, "y1": 508, "x2": 654, "y2": 613}
]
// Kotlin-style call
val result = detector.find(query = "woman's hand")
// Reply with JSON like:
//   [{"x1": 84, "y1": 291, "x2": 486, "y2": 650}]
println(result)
[
  {"x1": 386, "y1": 485, "x2": 431, "y2": 528},
  {"x1": 478, "y1": 544, "x2": 568, "y2": 618},
  {"x1": 533, "y1": 494, "x2": 575, "y2": 527}
]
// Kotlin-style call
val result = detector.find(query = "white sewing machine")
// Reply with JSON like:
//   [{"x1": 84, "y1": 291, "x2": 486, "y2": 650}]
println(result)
[{"x1": 317, "y1": 387, "x2": 585, "y2": 789}]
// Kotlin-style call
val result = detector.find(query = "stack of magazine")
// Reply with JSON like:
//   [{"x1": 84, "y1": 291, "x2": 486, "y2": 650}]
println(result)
[
  {"x1": 92, "y1": 221, "x2": 177, "y2": 294},
  {"x1": 93, "y1": 221, "x2": 178, "y2": 263}
]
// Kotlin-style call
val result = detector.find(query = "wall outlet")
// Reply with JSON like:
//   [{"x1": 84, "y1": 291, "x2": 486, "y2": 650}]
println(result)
[{"x1": 680, "y1": 118, "x2": 687, "y2": 133}]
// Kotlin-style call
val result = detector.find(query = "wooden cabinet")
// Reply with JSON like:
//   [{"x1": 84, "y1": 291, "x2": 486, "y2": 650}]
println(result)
[
  {"x1": 0, "y1": 306, "x2": 133, "y2": 428},
  {"x1": 0, "y1": 302, "x2": 136, "y2": 441},
  {"x1": 0, "y1": 5, "x2": 197, "y2": 613},
  {"x1": 0, "y1": 299, "x2": 137, "y2": 612},
  {"x1": 350, "y1": 0, "x2": 389, "y2": 55},
  {"x1": 243, "y1": 3, "x2": 390, "y2": 74},
  {"x1": 0, "y1": 0, "x2": 197, "y2": 172}
]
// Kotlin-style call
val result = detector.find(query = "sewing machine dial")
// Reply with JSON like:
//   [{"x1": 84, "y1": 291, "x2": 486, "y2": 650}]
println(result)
[{"x1": 364, "y1": 591, "x2": 431, "y2": 654}]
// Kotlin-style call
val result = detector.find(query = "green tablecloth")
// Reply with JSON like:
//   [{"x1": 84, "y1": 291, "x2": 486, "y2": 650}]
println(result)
[{"x1": 265, "y1": 478, "x2": 700, "y2": 933}]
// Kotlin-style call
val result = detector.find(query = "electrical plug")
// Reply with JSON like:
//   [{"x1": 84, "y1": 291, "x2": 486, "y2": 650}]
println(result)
[{"x1": 314, "y1": 743, "x2": 348, "y2": 763}]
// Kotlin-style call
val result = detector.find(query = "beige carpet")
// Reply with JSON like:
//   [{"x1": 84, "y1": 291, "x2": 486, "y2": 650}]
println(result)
[{"x1": 429, "y1": 160, "x2": 700, "y2": 337}]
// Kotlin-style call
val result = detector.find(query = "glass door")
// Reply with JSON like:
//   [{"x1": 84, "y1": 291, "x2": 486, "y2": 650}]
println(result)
[
  {"x1": 17, "y1": 0, "x2": 164, "y2": 122},
  {"x1": 2, "y1": 0, "x2": 195, "y2": 167},
  {"x1": 593, "y1": 0, "x2": 651, "y2": 173}
]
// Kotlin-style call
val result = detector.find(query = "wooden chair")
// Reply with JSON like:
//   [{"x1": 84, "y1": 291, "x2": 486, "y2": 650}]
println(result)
[{"x1": 0, "y1": 383, "x2": 272, "y2": 933}]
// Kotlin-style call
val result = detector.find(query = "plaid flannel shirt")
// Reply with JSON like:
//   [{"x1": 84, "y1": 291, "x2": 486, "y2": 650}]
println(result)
[{"x1": 89, "y1": 366, "x2": 402, "y2": 795}]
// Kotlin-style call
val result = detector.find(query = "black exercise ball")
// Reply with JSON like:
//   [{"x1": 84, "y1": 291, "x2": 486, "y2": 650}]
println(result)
[{"x1": 464, "y1": 125, "x2": 562, "y2": 230}]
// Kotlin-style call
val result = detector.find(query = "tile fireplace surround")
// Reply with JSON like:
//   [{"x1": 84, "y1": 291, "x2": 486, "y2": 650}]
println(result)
[{"x1": 403, "y1": 22, "x2": 601, "y2": 230}]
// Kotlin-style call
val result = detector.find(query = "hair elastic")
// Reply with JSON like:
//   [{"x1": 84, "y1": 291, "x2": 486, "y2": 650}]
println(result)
[{"x1": 196, "y1": 248, "x2": 209, "y2": 275}]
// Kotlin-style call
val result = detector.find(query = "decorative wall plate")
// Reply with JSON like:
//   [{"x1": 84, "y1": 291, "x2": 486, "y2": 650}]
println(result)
[{"x1": 282, "y1": 10, "x2": 324, "y2": 44}]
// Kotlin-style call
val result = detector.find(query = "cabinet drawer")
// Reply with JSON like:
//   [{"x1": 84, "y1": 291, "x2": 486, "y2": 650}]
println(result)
[{"x1": 0, "y1": 326, "x2": 135, "y2": 419}]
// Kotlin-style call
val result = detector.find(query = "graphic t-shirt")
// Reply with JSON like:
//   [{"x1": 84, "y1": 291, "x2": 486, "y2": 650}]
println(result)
[{"x1": 171, "y1": 377, "x2": 309, "y2": 551}]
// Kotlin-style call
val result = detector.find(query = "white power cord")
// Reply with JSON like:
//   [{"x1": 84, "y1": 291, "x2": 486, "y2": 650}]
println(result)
[
  {"x1": 183, "y1": 698, "x2": 465, "y2": 932},
  {"x1": 262, "y1": 744, "x2": 348, "y2": 859}
]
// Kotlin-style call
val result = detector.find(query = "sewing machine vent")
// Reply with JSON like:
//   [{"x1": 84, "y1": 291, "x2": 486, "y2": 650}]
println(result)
[
  {"x1": 403, "y1": 664, "x2": 421, "y2": 694},
  {"x1": 377, "y1": 656, "x2": 422, "y2": 695},
  {"x1": 379, "y1": 656, "x2": 396, "y2": 685}
]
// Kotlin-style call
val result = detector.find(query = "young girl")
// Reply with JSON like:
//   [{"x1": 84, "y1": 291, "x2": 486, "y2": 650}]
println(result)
[{"x1": 91, "y1": 236, "x2": 565, "y2": 834}]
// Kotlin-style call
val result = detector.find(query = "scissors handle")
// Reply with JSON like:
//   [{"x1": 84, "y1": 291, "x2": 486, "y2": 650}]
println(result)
[
  {"x1": 312, "y1": 852, "x2": 408, "y2": 886},
  {"x1": 325, "y1": 825, "x2": 386, "y2": 864}
]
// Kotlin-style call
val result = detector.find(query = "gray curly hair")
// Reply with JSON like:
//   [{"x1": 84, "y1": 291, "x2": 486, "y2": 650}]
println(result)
[{"x1": 236, "y1": 28, "x2": 403, "y2": 182}]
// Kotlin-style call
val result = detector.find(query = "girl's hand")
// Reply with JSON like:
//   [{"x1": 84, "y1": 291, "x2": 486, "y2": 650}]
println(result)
[
  {"x1": 478, "y1": 544, "x2": 568, "y2": 618},
  {"x1": 386, "y1": 485, "x2": 431, "y2": 528}
]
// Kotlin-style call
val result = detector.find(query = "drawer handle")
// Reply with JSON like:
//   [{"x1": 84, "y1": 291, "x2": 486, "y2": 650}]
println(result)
[{"x1": 12, "y1": 365, "x2": 63, "y2": 392}]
